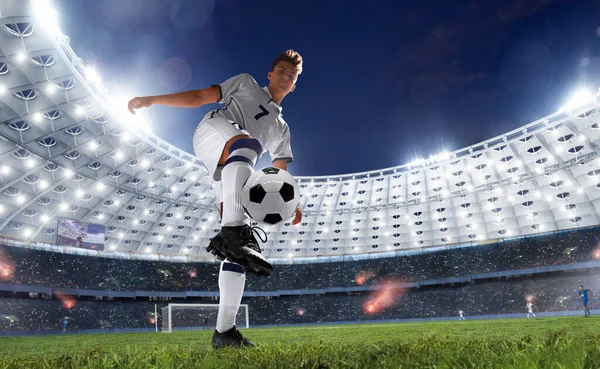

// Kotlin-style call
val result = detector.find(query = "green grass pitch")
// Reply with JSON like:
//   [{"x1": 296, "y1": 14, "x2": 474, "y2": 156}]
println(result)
[{"x1": 0, "y1": 317, "x2": 598, "y2": 368}]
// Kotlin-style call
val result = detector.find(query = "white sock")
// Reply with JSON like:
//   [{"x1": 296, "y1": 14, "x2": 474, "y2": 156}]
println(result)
[
  {"x1": 221, "y1": 162, "x2": 252, "y2": 227},
  {"x1": 216, "y1": 260, "x2": 246, "y2": 333},
  {"x1": 221, "y1": 138, "x2": 262, "y2": 227}
]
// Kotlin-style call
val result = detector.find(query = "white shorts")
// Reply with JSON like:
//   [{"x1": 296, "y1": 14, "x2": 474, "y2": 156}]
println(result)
[{"x1": 193, "y1": 115, "x2": 248, "y2": 181}]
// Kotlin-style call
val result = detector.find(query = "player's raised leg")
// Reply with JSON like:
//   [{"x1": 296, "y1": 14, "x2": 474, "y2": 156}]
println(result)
[{"x1": 207, "y1": 135, "x2": 273, "y2": 276}]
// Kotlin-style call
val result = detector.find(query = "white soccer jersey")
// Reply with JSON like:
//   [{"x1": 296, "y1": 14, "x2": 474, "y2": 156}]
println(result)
[
  {"x1": 205, "y1": 73, "x2": 293, "y2": 163},
  {"x1": 526, "y1": 302, "x2": 533, "y2": 312}
]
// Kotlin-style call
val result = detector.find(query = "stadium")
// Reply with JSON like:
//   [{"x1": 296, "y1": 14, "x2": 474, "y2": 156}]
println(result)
[{"x1": 0, "y1": 1, "x2": 599, "y2": 368}]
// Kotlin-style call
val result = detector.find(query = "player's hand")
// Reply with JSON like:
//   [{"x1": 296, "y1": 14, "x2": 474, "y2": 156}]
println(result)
[
  {"x1": 127, "y1": 96, "x2": 153, "y2": 115},
  {"x1": 291, "y1": 204, "x2": 302, "y2": 225}
]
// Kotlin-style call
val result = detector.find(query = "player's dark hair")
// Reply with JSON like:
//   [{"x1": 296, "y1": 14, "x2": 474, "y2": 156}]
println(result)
[
  {"x1": 580, "y1": 285, "x2": 584, "y2": 288},
  {"x1": 271, "y1": 50, "x2": 303, "y2": 74}
]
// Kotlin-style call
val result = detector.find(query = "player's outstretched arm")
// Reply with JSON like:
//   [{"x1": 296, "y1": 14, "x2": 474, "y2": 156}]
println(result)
[{"x1": 127, "y1": 86, "x2": 220, "y2": 115}]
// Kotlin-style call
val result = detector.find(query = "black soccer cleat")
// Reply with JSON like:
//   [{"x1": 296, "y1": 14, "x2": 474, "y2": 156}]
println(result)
[
  {"x1": 209, "y1": 224, "x2": 273, "y2": 277},
  {"x1": 212, "y1": 326, "x2": 255, "y2": 349},
  {"x1": 206, "y1": 233, "x2": 228, "y2": 261}
]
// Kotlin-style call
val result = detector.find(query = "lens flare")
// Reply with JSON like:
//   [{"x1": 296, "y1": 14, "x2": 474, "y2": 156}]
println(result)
[
  {"x1": 0, "y1": 249, "x2": 15, "y2": 281},
  {"x1": 188, "y1": 269, "x2": 197, "y2": 278},
  {"x1": 355, "y1": 270, "x2": 375, "y2": 285},
  {"x1": 297, "y1": 308, "x2": 305, "y2": 316},
  {"x1": 363, "y1": 279, "x2": 405, "y2": 315},
  {"x1": 56, "y1": 293, "x2": 76, "y2": 310},
  {"x1": 525, "y1": 295, "x2": 534, "y2": 302}
]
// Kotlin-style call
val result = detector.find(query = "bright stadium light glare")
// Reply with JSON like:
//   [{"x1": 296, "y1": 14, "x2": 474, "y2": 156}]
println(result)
[
  {"x1": 39, "y1": 180, "x2": 48, "y2": 189},
  {"x1": 74, "y1": 106, "x2": 85, "y2": 117},
  {"x1": 41, "y1": 214, "x2": 50, "y2": 223},
  {"x1": 190, "y1": 175, "x2": 197, "y2": 182},
  {"x1": 46, "y1": 84, "x2": 56, "y2": 95},
  {"x1": 98, "y1": 213, "x2": 104, "y2": 220},
  {"x1": 114, "y1": 200, "x2": 120, "y2": 206},
  {"x1": 193, "y1": 236, "x2": 198, "y2": 241},
  {"x1": 25, "y1": 158, "x2": 35, "y2": 168},
  {"x1": 85, "y1": 67, "x2": 102, "y2": 86},
  {"x1": 16, "y1": 52, "x2": 26, "y2": 63},
  {"x1": 76, "y1": 189, "x2": 84, "y2": 198},
  {"x1": 141, "y1": 159, "x2": 150, "y2": 167},
  {"x1": 23, "y1": 228, "x2": 32, "y2": 238},
  {"x1": 115, "y1": 150, "x2": 123, "y2": 159},
  {"x1": 16, "y1": 195, "x2": 26, "y2": 204},
  {"x1": 144, "y1": 209, "x2": 150, "y2": 215},
  {"x1": 166, "y1": 226, "x2": 173, "y2": 231},
  {"x1": 63, "y1": 168, "x2": 73, "y2": 178},
  {"x1": 0, "y1": 84, "x2": 6, "y2": 94},
  {"x1": 60, "y1": 202, "x2": 68, "y2": 211},
  {"x1": 33, "y1": 112, "x2": 42, "y2": 122},
  {"x1": 118, "y1": 232, "x2": 124, "y2": 238},
  {"x1": 560, "y1": 89, "x2": 594, "y2": 112}
]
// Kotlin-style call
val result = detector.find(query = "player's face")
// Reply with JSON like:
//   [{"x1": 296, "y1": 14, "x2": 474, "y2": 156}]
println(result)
[
  {"x1": 268, "y1": 61, "x2": 299, "y2": 95},
  {"x1": 580, "y1": 286, "x2": 583, "y2": 290}
]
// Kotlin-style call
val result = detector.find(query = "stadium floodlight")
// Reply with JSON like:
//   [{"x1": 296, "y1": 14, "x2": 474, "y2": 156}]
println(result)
[
  {"x1": 190, "y1": 175, "x2": 197, "y2": 182},
  {"x1": 39, "y1": 180, "x2": 48, "y2": 189},
  {"x1": 25, "y1": 158, "x2": 35, "y2": 168},
  {"x1": 0, "y1": 84, "x2": 6, "y2": 94},
  {"x1": 114, "y1": 200, "x2": 120, "y2": 206},
  {"x1": 63, "y1": 168, "x2": 73, "y2": 177},
  {"x1": 46, "y1": 84, "x2": 56, "y2": 95},
  {"x1": 23, "y1": 229, "x2": 32, "y2": 238},
  {"x1": 16, "y1": 195, "x2": 26, "y2": 204},
  {"x1": 16, "y1": 53, "x2": 26, "y2": 63},
  {"x1": 33, "y1": 112, "x2": 42, "y2": 122},
  {"x1": 59, "y1": 202, "x2": 68, "y2": 211},
  {"x1": 166, "y1": 226, "x2": 173, "y2": 231},
  {"x1": 85, "y1": 66, "x2": 102, "y2": 86},
  {"x1": 74, "y1": 106, "x2": 85, "y2": 117},
  {"x1": 193, "y1": 236, "x2": 198, "y2": 241},
  {"x1": 560, "y1": 89, "x2": 594, "y2": 112},
  {"x1": 41, "y1": 214, "x2": 50, "y2": 223},
  {"x1": 76, "y1": 189, "x2": 84, "y2": 198}
]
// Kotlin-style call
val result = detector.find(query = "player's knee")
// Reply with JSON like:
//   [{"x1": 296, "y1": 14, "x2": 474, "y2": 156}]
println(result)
[{"x1": 224, "y1": 137, "x2": 263, "y2": 167}]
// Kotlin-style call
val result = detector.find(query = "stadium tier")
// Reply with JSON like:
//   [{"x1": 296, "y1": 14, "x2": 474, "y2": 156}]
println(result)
[
  {"x1": 1, "y1": 1, "x2": 600, "y2": 335},
  {"x1": 0, "y1": 227, "x2": 599, "y2": 292}
]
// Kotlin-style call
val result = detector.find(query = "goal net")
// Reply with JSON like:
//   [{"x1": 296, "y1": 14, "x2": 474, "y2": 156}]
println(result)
[{"x1": 161, "y1": 303, "x2": 249, "y2": 332}]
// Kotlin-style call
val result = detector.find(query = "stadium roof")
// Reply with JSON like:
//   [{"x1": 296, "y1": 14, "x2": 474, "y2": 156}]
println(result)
[{"x1": 1, "y1": 0, "x2": 600, "y2": 262}]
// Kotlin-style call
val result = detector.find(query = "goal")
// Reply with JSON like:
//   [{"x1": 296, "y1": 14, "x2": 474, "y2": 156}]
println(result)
[{"x1": 161, "y1": 303, "x2": 250, "y2": 332}]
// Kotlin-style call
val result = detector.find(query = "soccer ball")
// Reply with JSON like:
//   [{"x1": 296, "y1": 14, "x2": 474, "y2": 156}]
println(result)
[{"x1": 241, "y1": 167, "x2": 300, "y2": 225}]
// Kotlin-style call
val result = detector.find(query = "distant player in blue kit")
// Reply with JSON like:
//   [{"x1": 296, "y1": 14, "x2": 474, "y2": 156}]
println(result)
[
  {"x1": 128, "y1": 50, "x2": 303, "y2": 349},
  {"x1": 578, "y1": 285, "x2": 593, "y2": 317},
  {"x1": 60, "y1": 316, "x2": 69, "y2": 333}
]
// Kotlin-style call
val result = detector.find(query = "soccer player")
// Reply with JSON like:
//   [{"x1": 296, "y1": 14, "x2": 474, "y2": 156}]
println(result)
[
  {"x1": 128, "y1": 50, "x2": 303, "y2": 349},
  {"x1": 458, "y1": 310, "x2": 465, "y2": 321},
  {"x1": 578, "y1": 285, "x2": 593, "y2": 317},
  {"x1": 60, "y1": 316, "x2": 69, "y2": 333},
  {"x1": 202, "y1": 312, "x2": 214, "y2": 330},
  {"x1": 526, "y1": 301, "x2": 536, "y2": 318}
]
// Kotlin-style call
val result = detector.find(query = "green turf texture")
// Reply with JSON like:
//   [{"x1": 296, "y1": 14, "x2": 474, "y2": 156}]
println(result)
[{"x1": 0, "y1": 317, "x2": 598, "y2": 368}]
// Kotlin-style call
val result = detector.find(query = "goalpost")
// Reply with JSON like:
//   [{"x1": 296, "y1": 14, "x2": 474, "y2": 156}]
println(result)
[{"x1": 161, "y1": 303, "x2": 250, "y2": 332}]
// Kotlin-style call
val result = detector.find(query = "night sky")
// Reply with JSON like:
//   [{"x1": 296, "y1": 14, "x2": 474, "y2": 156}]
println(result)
[{"x1": 53, "y1": 0, "x2": 600, "y2": 176}]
